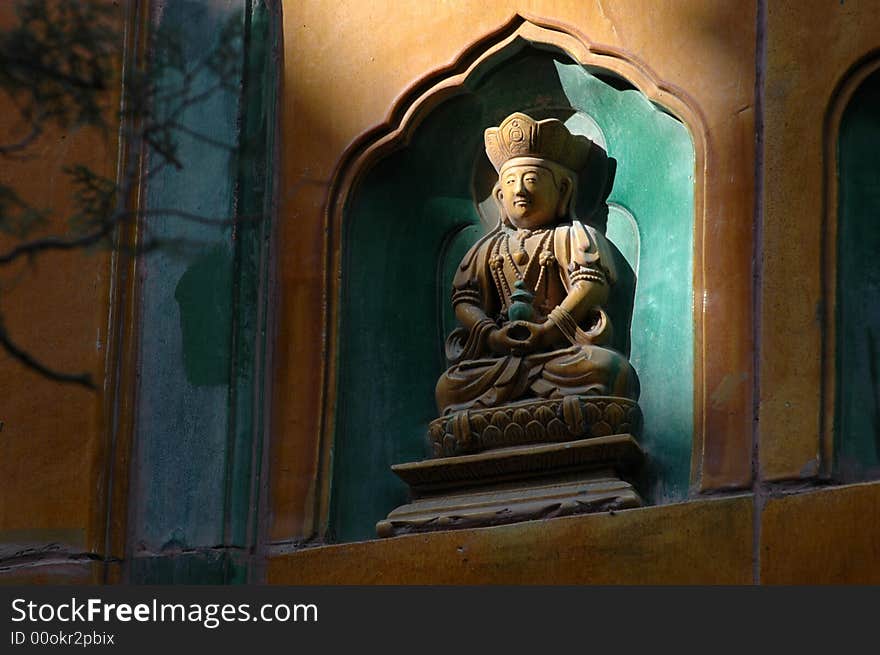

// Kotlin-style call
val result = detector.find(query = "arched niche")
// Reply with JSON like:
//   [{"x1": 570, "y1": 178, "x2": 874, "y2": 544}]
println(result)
[
  {"x1": 833, "y1": 65, "x2": 880, "y2": 480},
  {"x1": 326, "y1": 23, "x2": 695, "y2": 542}
]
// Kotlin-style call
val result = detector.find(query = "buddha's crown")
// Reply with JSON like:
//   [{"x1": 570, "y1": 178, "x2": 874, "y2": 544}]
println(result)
[{"x1": 484, "y1": 112, "x2": 592, "y2": 174}]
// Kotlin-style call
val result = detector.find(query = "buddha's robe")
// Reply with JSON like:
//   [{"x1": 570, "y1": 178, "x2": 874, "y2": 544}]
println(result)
[{"x1": 436, "y1": 219, "x2": 639, "y2": 415}]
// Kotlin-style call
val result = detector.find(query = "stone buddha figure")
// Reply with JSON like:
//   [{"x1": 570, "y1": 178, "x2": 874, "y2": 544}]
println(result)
[
  {"x1": 377, "y1": 112, "x2": 645, "y2": 537},
  {"x1": 432, "y1": 112, "x2": 640, "y2": 452}
]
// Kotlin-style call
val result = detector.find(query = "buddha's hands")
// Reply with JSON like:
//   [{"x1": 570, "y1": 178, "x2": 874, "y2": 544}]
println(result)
[{"x1": 488, "y1": 321, "x2": 545, "y2": 355}]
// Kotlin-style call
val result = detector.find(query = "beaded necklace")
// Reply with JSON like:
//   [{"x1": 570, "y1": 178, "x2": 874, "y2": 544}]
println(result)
[{"x1": 489, "y1": 227, "x2": 554, "y2": 310}]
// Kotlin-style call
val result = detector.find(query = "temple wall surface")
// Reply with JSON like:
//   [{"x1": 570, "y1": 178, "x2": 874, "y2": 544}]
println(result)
[{"x1": 4, "y1": 0, "x2": 880, "y2": 584}]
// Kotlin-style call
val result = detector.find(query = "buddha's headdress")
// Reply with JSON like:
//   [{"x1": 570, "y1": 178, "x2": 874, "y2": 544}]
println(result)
[{"x1": 484, "y1": 112, "x2": 593, "y2": 174}]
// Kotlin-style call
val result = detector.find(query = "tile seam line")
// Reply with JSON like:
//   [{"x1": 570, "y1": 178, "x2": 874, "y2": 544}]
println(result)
[{"x1": 752, "y1": 0, "x2": 767, "y2": 586}]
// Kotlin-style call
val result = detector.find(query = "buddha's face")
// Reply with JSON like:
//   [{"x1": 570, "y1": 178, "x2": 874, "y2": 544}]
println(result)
[{"x1": 496, "y1": 162, "x2": 567, "y2": 229}]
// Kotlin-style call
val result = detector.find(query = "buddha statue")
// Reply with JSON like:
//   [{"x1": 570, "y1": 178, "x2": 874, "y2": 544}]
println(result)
[
  {"x1": 377, "y1": 112, "x2": 645, "y2": 537},
  {"x1": 430, "y1": 112, "x2": 641, "y2": 456}
]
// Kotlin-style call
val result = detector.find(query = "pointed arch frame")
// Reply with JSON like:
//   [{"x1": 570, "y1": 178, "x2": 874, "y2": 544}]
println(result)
[
  {"x1": 313, "y1": 13, "x2": 719, "y2": 533},
  {"x1": 820, "y1": 49, "x2": 880, "y2": 475}
]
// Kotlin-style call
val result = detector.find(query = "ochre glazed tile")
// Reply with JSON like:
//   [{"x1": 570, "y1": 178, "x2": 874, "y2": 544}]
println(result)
[
  {"x1": 761, "y1": 481, "x2": 880, "y2": 584},
  {"x1": 267, "y1": 496, "x2": 753, "y2": 585},
  {"x1": 0, "y1": 3, "x2": 124, "y2": 561},
  {"x1": 0, "y1": 562, "x2": 102, "y2": 586}
]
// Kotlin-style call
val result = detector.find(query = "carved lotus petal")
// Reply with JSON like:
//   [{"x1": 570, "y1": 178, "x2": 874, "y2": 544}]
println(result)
[
  {"x1": 535, "y1": 405, "x2": 556, "y2": 424},
  {"x1": 443, "y1": 434, "x2": 457, "y2": 456},
  {"x1": 525, "y1": 420, "x2": 545, "y2": 442},
  {"x1": 513, "y1": 409, "x2": 531, "y2": 427},
  {"x1": 491, "y1": 411, "x2": 510, "y2": 429},
  {"x1": 584, "y1": 401, "x2": 601, "y2": 425},
  {"x1": 471, "y1": 414, "x2": 488, "y2": 434},
  {"x1": 591, "y1": 421, "x2": 612, "y2": 437},
  {"x1": 482, "y1": 425, "x2": 502, "y2": 448},
  {"x1": 547, "y1": 418, "x2": 568, "y2": 441},
  {"x1": 504, "y1": 422, "x2": 524, "y2": 444},
  {"x1": 605, "y1": 402, "x2": 624, "y2": 427}
]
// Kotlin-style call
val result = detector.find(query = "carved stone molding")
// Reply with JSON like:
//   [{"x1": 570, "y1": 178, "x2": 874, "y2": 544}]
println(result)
[
  {"x1": 378, "y1": 434, "x2": 644, "y2": 537},
  {"x1": 376, "y1": 473, "x2": 640, "y2": 538},
  {"x1": 429, "y1": 395, "x2": 642, "y2": 457}
]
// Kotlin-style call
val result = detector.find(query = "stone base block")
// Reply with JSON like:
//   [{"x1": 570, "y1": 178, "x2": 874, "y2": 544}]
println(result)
[{"x1": 377, "y1": 434, "x2": 643, "y2": 537}]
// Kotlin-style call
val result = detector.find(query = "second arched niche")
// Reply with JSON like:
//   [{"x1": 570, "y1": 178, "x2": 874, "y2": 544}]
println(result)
[{"x1": 835, "y1": 67, "x2": 880, "y2": 481}]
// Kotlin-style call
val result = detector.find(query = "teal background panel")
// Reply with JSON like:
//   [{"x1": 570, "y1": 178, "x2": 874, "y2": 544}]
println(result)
[
  {"x1": 835, "y1": 68, "x2": 880, "y2": 480},
  {"x1": 552, "y1": 60, "x2": 695, "y2": 504}
]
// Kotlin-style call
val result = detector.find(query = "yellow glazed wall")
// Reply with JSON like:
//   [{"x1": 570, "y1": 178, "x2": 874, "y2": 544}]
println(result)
[
  {"x1": 0, "y1": 3, "x2": 125, "y2": 583},
  {"x1": 760, "y1": 0, "x2": 880, "y2": 481},
  {"x1": 4, "y1": 0, "x2": 880, "y2": 584}
]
